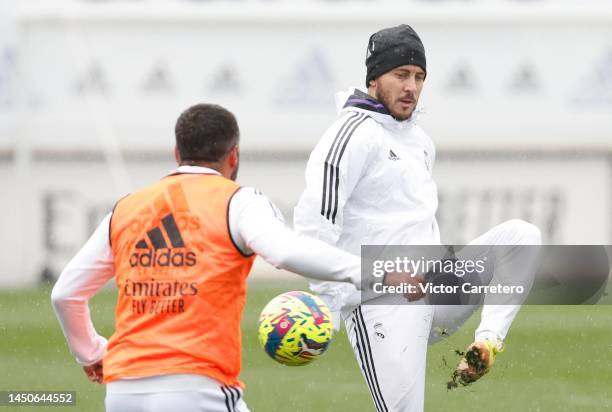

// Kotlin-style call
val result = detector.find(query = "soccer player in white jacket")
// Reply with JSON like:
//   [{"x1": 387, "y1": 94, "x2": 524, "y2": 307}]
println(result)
[{"x1": 294, "y1": 25, "x2": 542, "y2": 412}]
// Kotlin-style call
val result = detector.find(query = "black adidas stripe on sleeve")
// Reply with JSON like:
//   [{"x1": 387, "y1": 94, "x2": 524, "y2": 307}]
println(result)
[{"x1": 320, "y1": 113, "x2": 369, "y2": 224}]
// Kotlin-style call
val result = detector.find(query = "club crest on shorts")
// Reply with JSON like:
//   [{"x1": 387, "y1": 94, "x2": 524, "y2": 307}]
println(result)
[
  {"x1": 373, "y1": 322, "x2": 386, "y2": 341},
  {"x1": 423, "y1": 150, "x2": 431, "y2": 171}
]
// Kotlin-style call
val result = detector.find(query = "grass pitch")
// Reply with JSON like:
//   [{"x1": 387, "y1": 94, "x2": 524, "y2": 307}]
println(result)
[{"x1": 1, "y1": 279, "x2": 611, "y2": 411}]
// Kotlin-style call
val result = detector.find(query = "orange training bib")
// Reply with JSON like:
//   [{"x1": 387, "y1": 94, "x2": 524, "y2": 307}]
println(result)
[{"x1": 105, "y1": 173, "x2": 255, "y2": 387}]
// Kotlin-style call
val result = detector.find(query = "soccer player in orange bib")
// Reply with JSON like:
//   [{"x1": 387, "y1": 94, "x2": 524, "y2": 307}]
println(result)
[{"x1": 51, "y1": 104, "x2": 386, "y2": 412}]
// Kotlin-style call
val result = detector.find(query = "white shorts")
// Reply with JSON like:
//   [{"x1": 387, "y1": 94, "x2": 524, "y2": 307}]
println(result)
[
  {"x1": 344, "y1": 302, "x2": 433, "y2": 412},
  {"x1": 105, "y1": 374, "x2": 249, "y2": 412}
]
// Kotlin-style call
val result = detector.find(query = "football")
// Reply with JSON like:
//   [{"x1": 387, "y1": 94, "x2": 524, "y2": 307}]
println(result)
[{"x1": 258, "y1": 291, "x2": 333, "y2": 366}]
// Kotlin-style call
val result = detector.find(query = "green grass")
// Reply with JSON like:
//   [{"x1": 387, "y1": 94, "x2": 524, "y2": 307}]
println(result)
[{"x1": 1, "y1": 281, "x2": 611, "y2": 411}]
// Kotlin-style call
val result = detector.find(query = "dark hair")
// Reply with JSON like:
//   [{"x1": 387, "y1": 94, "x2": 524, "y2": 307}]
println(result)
[{"x1": 175, "y1": 103, "x2": 239, "y2": 162}]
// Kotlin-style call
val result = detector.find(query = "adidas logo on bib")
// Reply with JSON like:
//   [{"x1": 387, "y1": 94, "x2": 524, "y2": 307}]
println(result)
[{"x1": 130, "y1": 213, "x2": 196, "y2": 268}]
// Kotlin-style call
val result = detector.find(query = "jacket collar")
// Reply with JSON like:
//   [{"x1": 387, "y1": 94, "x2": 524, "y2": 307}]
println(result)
[{"x1": 336, "y1": 87, "x2": 421, "y2": 130}]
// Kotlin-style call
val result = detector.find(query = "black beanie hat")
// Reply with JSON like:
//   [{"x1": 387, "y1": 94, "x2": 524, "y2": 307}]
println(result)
[{"x1": 365, "y1": 24, "x2": 426, "y2": 87}]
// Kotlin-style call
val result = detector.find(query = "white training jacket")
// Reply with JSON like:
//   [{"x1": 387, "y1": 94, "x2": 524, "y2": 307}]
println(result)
[
  {"x1": 294, "y1": 88, "x2": 441, "y2": 315},
  {"x1": 51, "y1": 165, "x2": 364, "y2": 372}
]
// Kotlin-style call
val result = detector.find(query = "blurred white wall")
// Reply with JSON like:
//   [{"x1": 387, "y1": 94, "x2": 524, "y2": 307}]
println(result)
[
  {"x1": 1, "y1": 1, "x2": 611, "y2": 286},
  {"x1": 13, "y1": 2, "x2": 612, "y2": 151}
]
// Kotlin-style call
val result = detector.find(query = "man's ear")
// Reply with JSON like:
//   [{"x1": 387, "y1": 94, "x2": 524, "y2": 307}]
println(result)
[
  {"x1": 228, "y1": 145, "x2": 239, "y2": 168},
  {"x1": 367, "y1": 79, "x2": 378, "y2": 97},
  {"x1": 174, "y1": 146, "x2": 181, "y2": 164}
]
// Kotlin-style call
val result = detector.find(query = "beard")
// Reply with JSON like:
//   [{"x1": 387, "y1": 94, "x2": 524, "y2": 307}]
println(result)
[{"x1": 375, "y1": 87, "x2": 416, "y2": 121}]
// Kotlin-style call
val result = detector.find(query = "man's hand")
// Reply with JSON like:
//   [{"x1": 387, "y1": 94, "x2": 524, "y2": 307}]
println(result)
[
  {"x1": 83, "y1": 360, "x2": 104, "y2": 384},
  {"x1": 383, "y1": 272, "x2": 426, "y2": 301}
]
